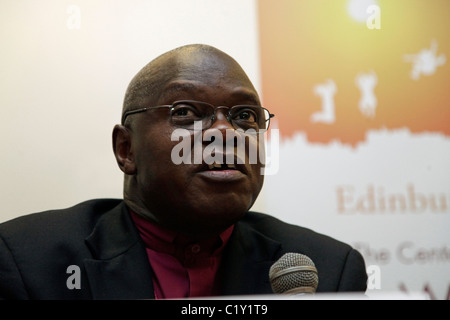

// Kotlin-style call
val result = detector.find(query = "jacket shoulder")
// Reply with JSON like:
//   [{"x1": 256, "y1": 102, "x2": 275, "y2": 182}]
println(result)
[
  {"x1": 242, "y1": 211, "x2": 367, "y2": 292},
  {"x1": 243, "y1": 211, "x2": 352, "y2": 252},
  {"x1": 0, "y1": 199, "x2": 123, "y2": 299},
  {"x1": 0, "y1": 199, "x2": 122, "y2": 238},
  {"x1": 0, "y1": 198, "x2": 123, "y2": 262}
]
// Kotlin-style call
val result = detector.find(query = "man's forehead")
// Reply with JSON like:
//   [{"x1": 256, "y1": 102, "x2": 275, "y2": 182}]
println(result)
[
  {"x1": 159, "y1": 80, "x2": 260, "y2": 105},
  {"x1": 123, "y1": 44, "x2": 259, "y2": 112}
]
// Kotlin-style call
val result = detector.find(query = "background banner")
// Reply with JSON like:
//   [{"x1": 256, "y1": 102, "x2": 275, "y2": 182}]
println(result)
[{"x1": 257, "y1": 0, "x2": 450, "y2": 299}]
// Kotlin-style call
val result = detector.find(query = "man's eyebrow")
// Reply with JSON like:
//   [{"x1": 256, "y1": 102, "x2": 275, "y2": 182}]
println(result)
[{"x1": 230, "y1": 89, "x2": 260, "y2": 105}]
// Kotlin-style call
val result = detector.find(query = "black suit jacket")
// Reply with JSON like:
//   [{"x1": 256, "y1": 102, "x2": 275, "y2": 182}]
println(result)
[{"x1": 0, "y1": 199, "x2": 367, "y2": 299}]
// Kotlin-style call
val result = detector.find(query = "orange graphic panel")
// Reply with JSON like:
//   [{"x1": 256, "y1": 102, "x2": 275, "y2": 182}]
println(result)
[{"x1": 258, "y1": 0, "x2": 450, "y2": 146}]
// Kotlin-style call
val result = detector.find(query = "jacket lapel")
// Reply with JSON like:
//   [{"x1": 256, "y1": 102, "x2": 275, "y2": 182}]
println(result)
[
  {"x1": 83, "y1": 203, "x2": 282, "y2": 299},
  {"x1": 221, "y1": 220, "x2": 282, "y2": 296},
  {"x1": 83, "y1": 202, "x2": 154, "y2": 299}
]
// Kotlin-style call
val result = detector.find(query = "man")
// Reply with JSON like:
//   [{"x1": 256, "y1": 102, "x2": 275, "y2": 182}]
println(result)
[{"x1": 0, "y1": 44, "x2": 367, "y2": 299}]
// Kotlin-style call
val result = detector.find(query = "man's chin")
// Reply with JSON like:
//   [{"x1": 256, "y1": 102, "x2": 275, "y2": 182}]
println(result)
[{"x1": 169, "y1": 207, "x2": 246, "y2": 238}]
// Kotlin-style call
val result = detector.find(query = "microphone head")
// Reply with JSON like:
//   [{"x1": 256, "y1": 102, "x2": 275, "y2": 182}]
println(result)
[{"x1": 269, "y1": 253, "x2": 319, "y2": 294}]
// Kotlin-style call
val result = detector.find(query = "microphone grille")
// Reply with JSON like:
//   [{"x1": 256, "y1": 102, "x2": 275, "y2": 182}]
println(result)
[{"x1": 269, "y1": 253, "x2": 319, "y2": 294}]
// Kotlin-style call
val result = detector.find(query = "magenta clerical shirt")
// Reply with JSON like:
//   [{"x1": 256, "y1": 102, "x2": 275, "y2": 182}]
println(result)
[{"x1": 130, "y1": 211, "x2": 234, "y2": 299}]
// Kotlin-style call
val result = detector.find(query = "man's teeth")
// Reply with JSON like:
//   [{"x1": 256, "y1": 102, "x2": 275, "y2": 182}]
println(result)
[
  {"x1": 207, "y1": 162, "x2": 236, "y2": 170},
  {"x1": 211, "y1": 162, "x2": 222, "y2": 169}
]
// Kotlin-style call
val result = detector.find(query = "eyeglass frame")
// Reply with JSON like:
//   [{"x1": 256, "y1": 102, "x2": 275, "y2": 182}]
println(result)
[{"x1": 121, "y1": 100, "x2": 275, "y2": 133}]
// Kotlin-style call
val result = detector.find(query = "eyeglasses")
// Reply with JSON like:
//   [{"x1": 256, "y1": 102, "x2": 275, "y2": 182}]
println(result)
[{"x1": 122, "y1": 100, "x2": 275, "y2": 133}]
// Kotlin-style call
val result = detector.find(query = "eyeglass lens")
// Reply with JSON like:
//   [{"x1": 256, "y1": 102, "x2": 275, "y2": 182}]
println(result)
[{"x1": 170, "y1": 101, "x2": 270, "y2": 131}]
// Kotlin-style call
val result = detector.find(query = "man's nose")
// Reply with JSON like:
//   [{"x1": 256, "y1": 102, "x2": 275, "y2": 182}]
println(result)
[
  {"x1": 209, "y1": 108, "x2": 234, "y2": 131},
  {"x1": 202, "y1": 108, "x2": 237, "y2": 148}
]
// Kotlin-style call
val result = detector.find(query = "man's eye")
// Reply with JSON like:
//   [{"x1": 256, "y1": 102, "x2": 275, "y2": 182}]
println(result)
[
  {"x1": 171, "y1": 104, "x2": 199, "y2": 117},
  {"x1": 233, "y1": 109, "x2": 257, "y2": 122},
  {"x1": 173, "y1": 108, "x2": 193, "y2": 116}
]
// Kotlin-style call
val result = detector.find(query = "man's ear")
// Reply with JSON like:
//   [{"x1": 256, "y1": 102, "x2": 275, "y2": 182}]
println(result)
[{"x1": 112, "y1": 125, "x2": 137, "y2": 174}]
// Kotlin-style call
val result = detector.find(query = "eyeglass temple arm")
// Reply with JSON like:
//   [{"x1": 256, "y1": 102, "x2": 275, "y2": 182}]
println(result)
[{"x1": 122, "y1": 108, "x2": 149, "y2": 124}]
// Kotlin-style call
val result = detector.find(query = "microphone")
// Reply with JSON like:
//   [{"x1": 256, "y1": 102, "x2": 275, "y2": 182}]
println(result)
[{"x1": 269, "y1": 253, "x2": 319, "y2": 294}]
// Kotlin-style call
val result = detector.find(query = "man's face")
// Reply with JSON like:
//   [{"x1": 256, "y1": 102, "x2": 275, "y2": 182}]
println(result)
[{"x1": 124, "y1": 52, "x2": 265, "y2": 236}]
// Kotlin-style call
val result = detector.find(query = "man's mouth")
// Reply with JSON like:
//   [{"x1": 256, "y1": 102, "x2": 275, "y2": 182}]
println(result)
[
  {"x1": 201, "y1": 152, "x2": 247, "y2": 173},
  {"x1": 207, "y1": 162, "x2": 237, "y2": 170},
  {"x1": 197, "y1": 155, "x2": 247, "y2": 182}
]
